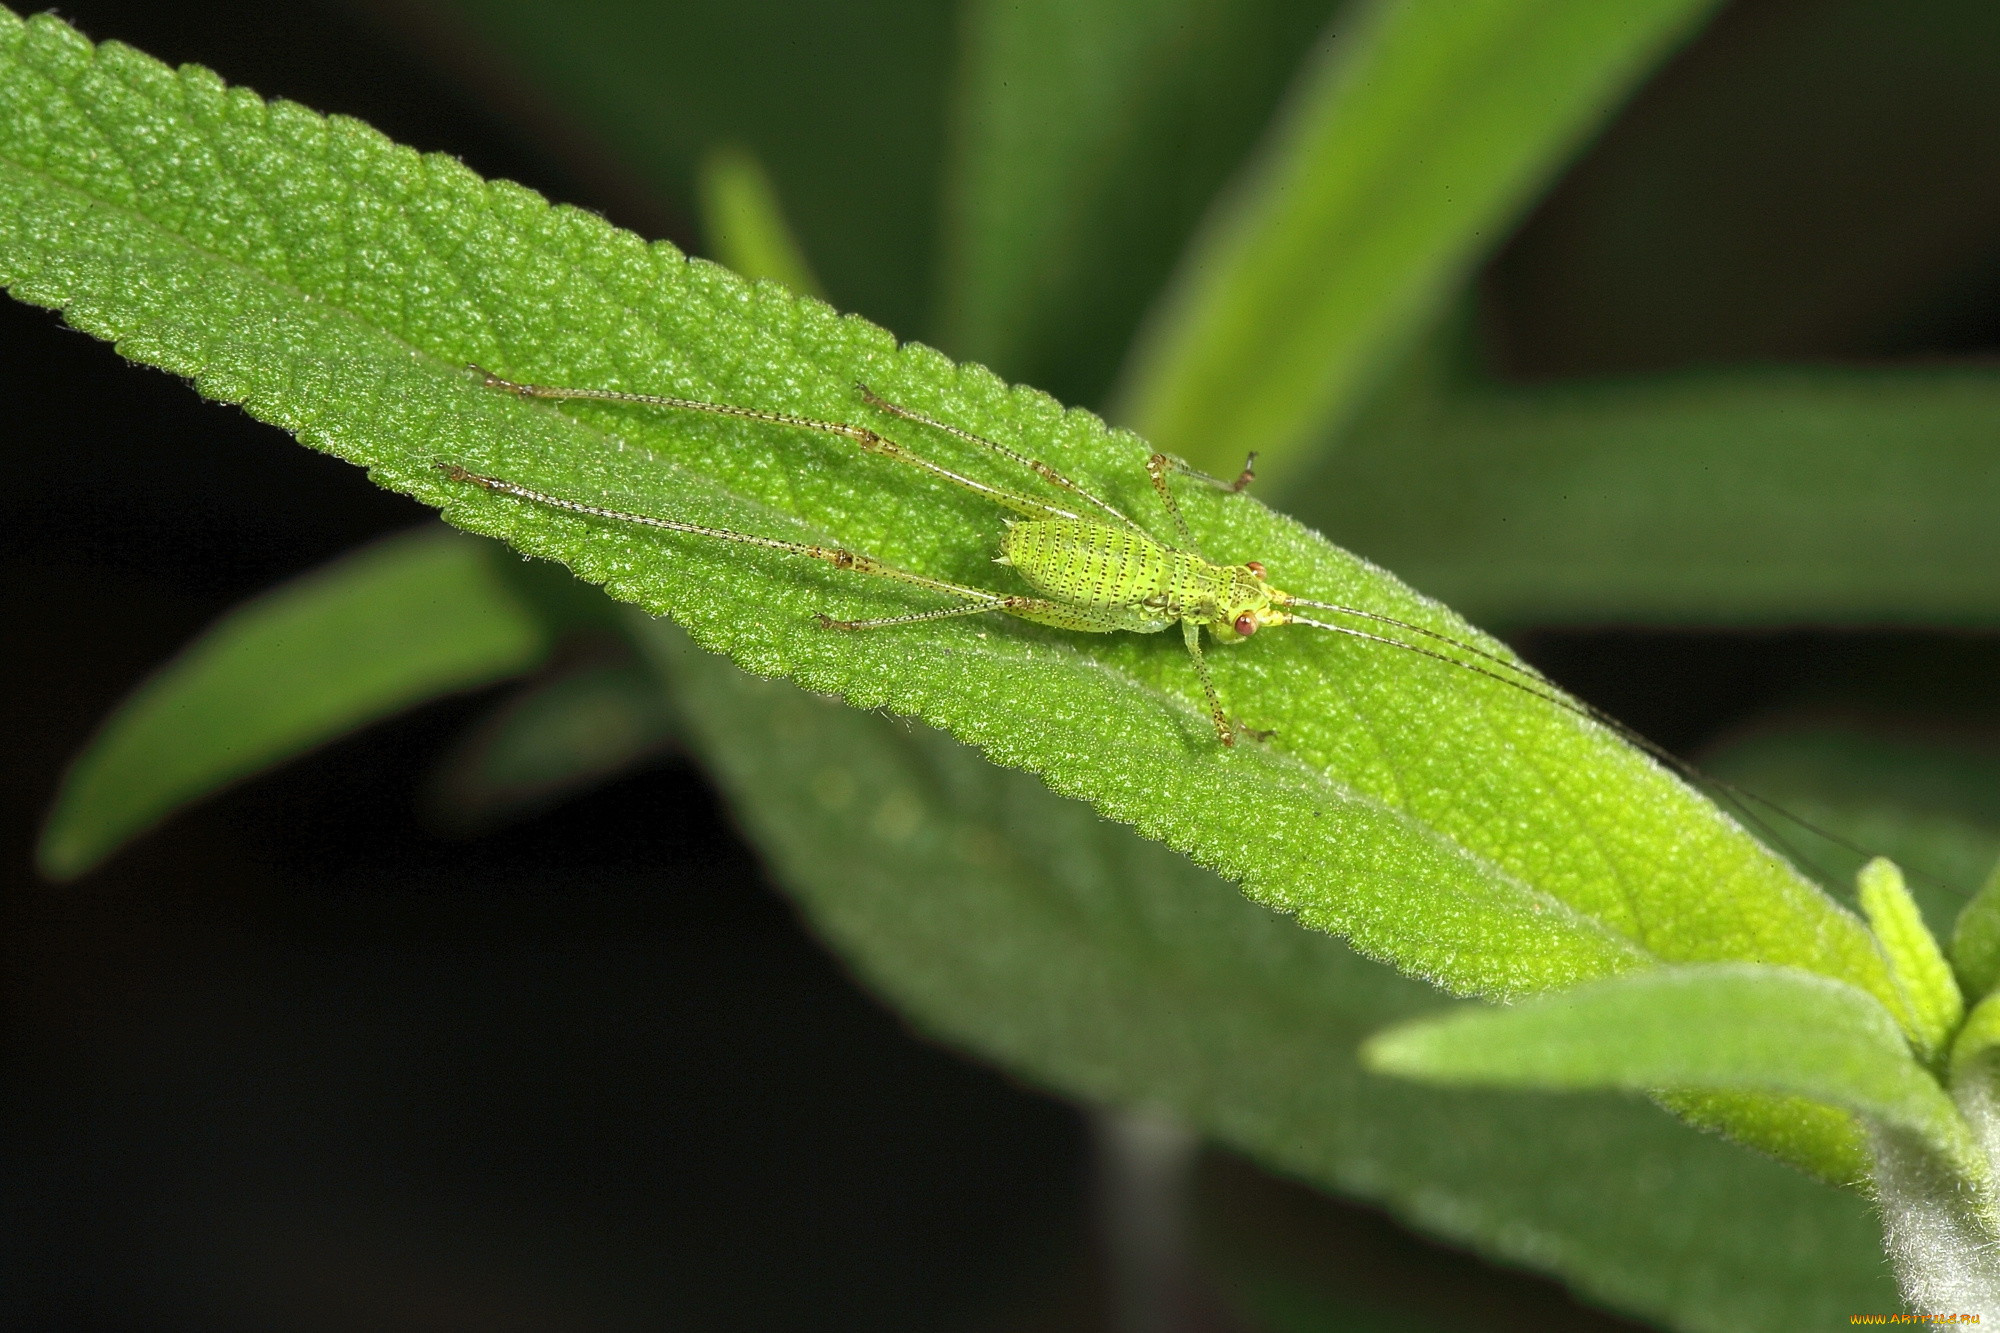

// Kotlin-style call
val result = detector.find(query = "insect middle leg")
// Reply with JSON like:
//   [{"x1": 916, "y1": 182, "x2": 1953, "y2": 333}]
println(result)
[
  {"x1": 855, "y1": 386, "x2": 1143, "y2": 532},
  {"x1": 1145, "y1": 451, "x2": 1259, "y2": 555}
]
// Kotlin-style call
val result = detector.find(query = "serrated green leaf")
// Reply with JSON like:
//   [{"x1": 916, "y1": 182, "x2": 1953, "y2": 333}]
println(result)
[
  {"x1": 1858, "y1": 857, "x2": 1963, "y2": 1067},
  {"x1": 36, "y1": 526, "x2": 551, "y2": 879},
  {"x1": 0, "y1": 13, "x2": 1900, "y2": 1038},
  {"x1": 1114, "y1": 0, "x2": 1723, "y2": 483},
  {"x1": 1363, "y1": 964, "x2": 1984, "y2": 1185},
  {"x1": 696, "y1": 143, "x2": 823, "y2": 298},
  {"x1": 1290, "y1": 365, "x2": 2000, "y2": 626},
  {"x1": 941, "y1": 0, "x2": 1338, "y2": 405},
  {"x1": 643, "y1": 620, "x2": 1896, "y2": 1332}
]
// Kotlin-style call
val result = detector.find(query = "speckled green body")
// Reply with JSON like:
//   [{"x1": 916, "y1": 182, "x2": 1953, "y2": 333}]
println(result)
[{"x1": 1000, "y1": 518, "x2": 1270, "y2": 640}]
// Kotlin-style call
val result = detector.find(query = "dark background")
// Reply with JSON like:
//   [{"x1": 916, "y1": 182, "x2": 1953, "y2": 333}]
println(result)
[{"x1": 6, "y1": 0, "x2": 1998, "y2": 1328}]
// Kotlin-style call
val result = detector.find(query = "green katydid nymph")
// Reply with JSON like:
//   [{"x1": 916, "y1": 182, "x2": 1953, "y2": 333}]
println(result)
[
  {"x1": 441, "y1": 367, "x2": 1961, "y2": 903},
  {"x1": 440, "y1": 369, "x2": 1649, "y2": 750}
]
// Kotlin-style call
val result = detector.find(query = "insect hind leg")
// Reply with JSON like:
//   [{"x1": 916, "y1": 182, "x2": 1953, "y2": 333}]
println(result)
[
  {"x1": 857, "y1": 385, "x2": 1143, "y2": 533},
  {"x1": 819, "y1": 595, "x2": 1054, "y2": 632}
]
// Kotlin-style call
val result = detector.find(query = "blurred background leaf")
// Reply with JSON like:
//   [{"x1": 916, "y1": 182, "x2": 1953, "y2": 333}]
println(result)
[
  {"x1": 1294, "y1": 364, "x2": 2000, "y2": 627},
  {"x1": 939, "y1": 0, "x2": 1338, "y2": 407},
  {"x1": 1112, "y1": 0, "x2": 1725, "y2": 485},
  {"x1": 645, "y1": 616, "x2": 1899, "y2": 1330},
  {"x1": 36, "y1": 528, "x2": 561, "y2": 880},
  {"x1": 695, "y1": 143, "x2": 825, "y2": 298}
]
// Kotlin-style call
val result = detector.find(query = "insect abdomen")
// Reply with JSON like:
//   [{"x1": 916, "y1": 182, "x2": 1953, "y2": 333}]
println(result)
[{"x1": 1002, "y1": 520, "x2": 1170, "y2": 611}]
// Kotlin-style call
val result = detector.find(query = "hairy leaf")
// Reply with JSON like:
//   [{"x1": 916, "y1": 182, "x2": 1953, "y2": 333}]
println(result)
[
  {"x1": 1114, "y1": 0, "x2": 1724, "y2": 482},
  {"x1": 1857, "y1": 857, "x2": 1962, "y2": 1067},
  {"x1": 644, "y1": 620, "x2": 1896, "y2": 1332},
  {"x1": 36, "y1": 526, "x2": 552, "y2": 879},
  {"x1": 1951, "y1": 992, "x2": 2000, "y2": 1086},
  {"x1": 0, "y1": 11, "x2": 1900, "y2": 1117},
  {"x1": 1364, "y1": 964, "x2": 1983, "y2": 1183}
]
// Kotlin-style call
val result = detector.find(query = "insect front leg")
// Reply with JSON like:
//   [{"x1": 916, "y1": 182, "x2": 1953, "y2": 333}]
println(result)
[
  {"x1": 1179, "y1": 620, "x2": 1237, "y2": 746},
  {"x1": 1177, "y1": 619, "x2": 1272, "y2": 747}
]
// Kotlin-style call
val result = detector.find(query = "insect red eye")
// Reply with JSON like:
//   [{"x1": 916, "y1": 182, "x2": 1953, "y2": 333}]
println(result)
[
  {"x1": 1234, "y1": 613, "x2": 1258, "y2": 637},
  {"x1": 1245, "y1": 561, "x2": 1266, "y2": 579}
]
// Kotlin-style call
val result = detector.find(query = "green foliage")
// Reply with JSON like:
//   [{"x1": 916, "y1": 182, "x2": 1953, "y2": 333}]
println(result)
[
  {"x1": 1858, "y1": 857, "x2": 1964, "y2": 1067},
  {"x1": 1362, "y1": 964, "x2": 1985, "y2": 1186},
  {"x1": 1951, "y1": 992, "x2": 2000, "y2": 1086},
  {"x1": 642, "y1": 616, "x2": 1896, "y2": 1331},
  {"x1": 417, "y1": 0, "x2": 952, "y2": 336},
  {"x1": 35, "y1": 527, "x2": 553, "y2": 878},
  {"x1": 1112, "y1": 0, "x2": 1724, "y2": 483},
  {"x1": 17, "y1": 0, "x2": 2000, "y2": 1321},
  {"x1": 696, "y1": 144, "x2": 824, "y2": 297},
  {"x1": 1702, "y1": 727, "x2": 2000, "y2": 931},
  {"x1": 1293, "y1": 365, "x2": 2000, "y2": 625},
  {"x1": 0, "y1": 4, "x2": 1899, "y2": 1046},
  {"x1": 422, "y1": 655, "x2": 677, "y2": 833},
  {"x1": 941, "y1": 0, "x2": 1337, "y2": 406},
  {"x1": 1956, "y1": 864, "x2": 2000, "y2": 1003}
]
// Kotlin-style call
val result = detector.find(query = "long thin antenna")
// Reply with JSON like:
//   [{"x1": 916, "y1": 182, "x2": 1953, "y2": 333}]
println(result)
[{"x1": 1285, "y1": 602, "x2": 1964, "y2": 901}]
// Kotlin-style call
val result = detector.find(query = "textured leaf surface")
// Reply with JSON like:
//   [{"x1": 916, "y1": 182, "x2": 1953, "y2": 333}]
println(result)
[
  {"x1": 36, "y1": 526, "x2": 550, "y2": 879},
  {"x1": 1293, "y1": 366, "x2": 2000, "y2": 626},
  {"x1": 0, "y1": 13, "x2": 1898, "y2": 1071},
  {"x1": 645, "y1": 621, "x2": 1895, "y2": 1333},
  {"x1": 1114, "y1": 0, "x2": 1723, "y2": 481},
  {"x1": 1364, "y1": 964, "x2": 1982, "y2": 1182},
  {"x1": 1951, "y1": 992, "x2": 2000, "y2": 1085}
]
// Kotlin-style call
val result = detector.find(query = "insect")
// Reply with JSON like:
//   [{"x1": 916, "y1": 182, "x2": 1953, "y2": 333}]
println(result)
[
  {"x1": 439, "y1": 368, "x2": 1962, "y2": 896},
  {"x1": 442, "y1": 367, "x2": 1570, "y2": 748}
]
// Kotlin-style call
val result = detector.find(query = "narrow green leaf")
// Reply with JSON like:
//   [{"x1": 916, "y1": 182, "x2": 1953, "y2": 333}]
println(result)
[
  {"x1": 1363, "y1": 964, "x2": 1983, "y2": 1184},
  {"x1": 1290, "y1": 365, "x2": 2000, "y2": 626},
  {"x1": 696, "y1": 144, "x2": 823, "y2": 297},
  {"x1": 1114, "y1": 0, "x2": 1723, "y2": 482},
  {"x1": 644, "y1": 620, "x2": 1896, "y2": 1331},
  {"x1": 941, "y1": 0, "x2": 1337, "y2": 404},
  {"x1": 423, "y1": 655, "x2": 677, "y2": 833},
  {"x1": 36, "y1": 527, "x2": 551, "y2": 879},
  {"x1": 1859, "y1": 858, "x2": 1964, "y2": 1066},
  {"x1": 1956, "y1": 860, "x2": 2000, "y2": 1004},
  {"x1": 0, "y1": 14, "x2": 1898, "y2": 1012}
]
